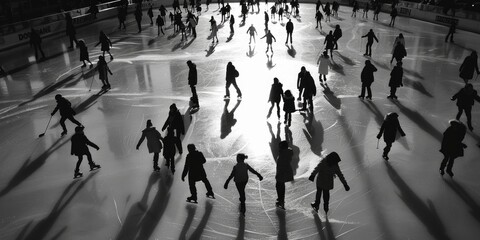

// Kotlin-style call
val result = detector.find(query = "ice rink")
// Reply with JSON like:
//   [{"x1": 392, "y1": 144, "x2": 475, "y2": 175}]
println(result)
[{"x1": 1, "y1": 3, "x2": 480, "y2": 240}]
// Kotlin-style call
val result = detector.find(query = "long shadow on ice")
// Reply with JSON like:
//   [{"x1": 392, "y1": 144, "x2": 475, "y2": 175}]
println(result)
[
  {"x1": 444, "y1": 179, "x2": 480, "y2": 223},
  {"x1": 178, "y1": 204, "x2": 197, "y2": 240},
  {"x1": 236, "y1": 215, "x2": 245, "y2": 240},
  {"x1": 268, "y1": 121, "x2": 281, "y2": 160},
  {"x1": 321, "y1": 83, "x2": 341, "y2": 110},
  {"x1": 188, "y1": 201, "x2": 213, "y2": 240},
  {"x1": 393, "y1": 101, "x2": 443, "y2": 142},
  {"x1": 285, "y1": 126, "x2": 301, "y2": 176},
  {"x1": 301, "y1": 111, "x2": 324, "y2": 157},
  {"x1": 313, "y1": 213, "x2": 328, "y2": 240},
  {"x1": 276, "y1": 208, "x2": 287, "y2": 240}
]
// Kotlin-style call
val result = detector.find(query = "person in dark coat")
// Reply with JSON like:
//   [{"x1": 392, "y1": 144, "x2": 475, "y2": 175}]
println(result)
[
  {"x1": 332, "y1": 1, "x2": 339, "y2": 17},
  {"x1": 362, "y1": 29, "x2": 379, "y2": 57},
  {"x1": 388, "y1": 62, "x2": 403, "y2": 99},
  {"x1": 229, "y1": 15, "x2": 235, "y2": 33},
  {"x1": 225, "y1": 62, "x2": 242, "y2": 99},
  {"x1": 247, "y1": 24, "x2": 258, "y2": 44},
  {"x1": 459, "y1": 51, "x2": 479, "y2": 83},
  {"x1": 118, "y1": 6, "x2": 127, "y2": 30},
  {"x1": 451, "y1": 83, "x2": 480, "y2": 131},
  {"x1": 391, "y1": 42, "x2": 407, "y2": 64},
  {"x1": 78, "y1": 40, "x2": 93, "y2": 68},
  {"x1": 285, "y1": 19, "x2": 293, "y2": 44},
  {"x1": 439, "y1": 120, "x2": 467, "y2": 177},
  {"x1": 358, "y1": 60, "x2": 377, "y2": 100},
  {"x1": 445, "y1": 21, "x2": 456, "y2": 43},
  {"x1": 300, "y1": 71, "x2": 316, "y2": 112},
  {"x1": 389, "y1": 7, "x2": 398, "y2": 26},
  {"x1": 283, "y1": 90, "x2": 295, "y2": 126},
  {"x1": 267, "y1": 77, "x2": 284, "y2": 119},
  {"x1": 224, "y1": 153, "x2": 263, "y2": 214},
  {"x1": 186, "y1": 60, "x2": 199, "y2": 107},
  {"x1": 136, "y1": 120, "x2": 163, "y2": 172},
  {"x1": 162, "y1": 103, "x2": 185, "y2": 153},
  {"x1": 156, "y1": 15, "x2": 165, "y2": 35},
  {"x1": 160, "y1": 5, "x2": 167, "y2": 22},
  {"x1": 182, "y1": 144, "x2": 215, "y2": 202},
  {"x1": 97, "y1": 56, "x2": 113, "y2": 89},
  {"x1": 308, "y1": 152, "x2": 350, "y2": 213},
  {"x1": 162, "y1": 128, "x2": 180, "y2": 174},
  {"x1": 260, "y1": 30, "x2": 276, "y2": 53},
  {"x1": 51, "y1": 94, "x2": 82, "y2": 136},
  {"x1": 147, "y1": 5, "x2": 154, "y2": 25},
  {"x1": 333, "y1": 24, "x2": 342, "y2": 50},
  {"x1": 351, "y1": 0, "x2": 359, "y2": 17},
  {"x1": 135, "y1": 4, "x2": 143, "y2": 33},
  {"x1": 373, "y1": 1, "x2": 381, "y2": 21},
  {"x1": 65, "y1": 13, "x2": 78, "y2": 49},
  {"x1": 324, "y1": 31, "x2": 335, "y2": 58},
  {"x1": 71, "y1": 126, "x2": 100, "y2": 178},
  {"x1": 29, "y1": 28, "x2": 45, "y2": 60},
  {"x1": 95, "y1": 31, "x2": 113, "y2": 60},
  {"x1": 376, "y1": 112, "x2": 406, "y2": 160},
  {"x1": 275, "y1": 141, "x2": 294, "y2": 209},
  {"x1": 297, "y1": 66, "x2": 307, "y2": 100},
  {"x1": 324, "y1": 2, "x2": 331, "y2": 21},
  {"x1": 315, "y1": 10, "x2": 323, "y2": 29}
]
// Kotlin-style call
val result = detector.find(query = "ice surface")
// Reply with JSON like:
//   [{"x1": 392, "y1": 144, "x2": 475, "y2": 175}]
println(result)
[{"x1": 1, "y1": 3, "x2": 480, "y2": 240}]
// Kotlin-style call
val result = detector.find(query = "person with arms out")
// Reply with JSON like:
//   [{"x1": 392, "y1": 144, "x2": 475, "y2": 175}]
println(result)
[
  {"x1": 376, "y1": 112, "x2": 406, "y2": 160},
  {"x1": 362, "y1": 29, "x2": 379, "y2": 57}
]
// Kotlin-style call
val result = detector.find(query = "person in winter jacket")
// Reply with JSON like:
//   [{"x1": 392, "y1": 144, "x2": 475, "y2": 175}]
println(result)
[
  {"x1": 97, "y1": 56, "x2": 113, "y2": 89},
  {"x1": 95, "y1": 31, "x2": 113, "y2": 60},
  {"x1": 229, "y1": 15, "x2": 235, "y2": 33},
  {"x1": 162, "y1": 128, "x2": 181, "y2": 174},
  {"x1": 297, "y1": 66, "x2": 307, "y2": 100},
  {"x1": 333, "y1": 24, "x2": 342, "y2": 50},
  {"x1": 324, "y1": 31, "x2": 335, "y2": 58},
  {"x1": 224, "y1": 153, "x2": 263, "y2": 214},
  {"x1": 285, "y1": 19, "x2": 294, "y2": 44},
  {"x1": 136, "y1": 120, "x2": 163, "y2": 172},
  {"x1": 459, "y1": 51, "x2": 480, "y2": 84},
  {"x1": 156, "y1": 14, "x2": 165, "y2": 35},
  {"x1": 445, "y1": 21, "x2": 456, "y2": 43},
  {"x1": 247, "y1": 24, "x2": 258, "y2": 44},
  {"x1": 439, "y1": 120, "x2": 467, "y2": 177},
  {"x1": 451, "y1": 83, "x2": 480, "y2": 131},
  {"x1": 225, "y1": 62, "x2": 242, "y2": 99},
  {"x1": 135, "y1": 4, "x2": 143, "y2": 33},
  {"x1": 391, "y1": 42, "x2": 407, "y2": 64},
  {"x1": 358, "y1": 60, "x2": 377, "y2": 100},
  {"x1": 147, "y1": 5, "x2": 154, "y2": 25},
  {"x1": 267, "y1": 77, "x2": 284, "y2": 119},
  {"x1": 391, "y1": 33, "x2": 405, "y2": 54},
  {"x1": 78, "y1": 40, "x2": 93, "y2": 68},
  {"x1": 308, "y1": 152, "x2": 350, "y2": 213},
  {"x1": 275, "y1": 141, "x2": 294, "y2": 209},
  {"x1": 162, "y1": 103, "x2": 185, "y2": 153},
  {"x1": 283, "y1": 90, "x2": 295, "y2": 126},
  {"x1": 376, "y1": 112, "x2": 406, "y2": 160},
  {"x1": 351, "y1": 0, "x2": 359, "y2": 17},
  {"x1": 182, "y1": 144, "x2": 215, "y2": 202},
  {"x1": 29, "y1": 28, "x2": 45, "y2": 60},
  {"x1": 317, "y1": 50, "x2": 330, "y2": 83},
  {"x1": 389, "y1": 7, "x2": 398, "y2": 26},
  {"x1": 65, "y1": 13, "x2": 78, "y2": 49},
  {"x1": 261, "y1": 30, "x2": 276, "y2": 53},
  {"x1": 71, "y1": 126, "x2": 100, "y2": 178},
  {"x1": 362, "y1": 29, "x2": 379, "y2": 57},
  {"x1": 51, "y1": 94, "x2": 82, "y2": 136},
  {"x1": 187, "y1": 60, "x2": 199, "y2": 107},
  {"x1": 300, "y1": 71, "x2": 317, "y2": 111},
  {"x1": 388, "y1": 62, "x2": 404, "y2": 99}
]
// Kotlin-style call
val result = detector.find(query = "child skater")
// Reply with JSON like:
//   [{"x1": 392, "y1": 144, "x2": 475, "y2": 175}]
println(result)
[
  {"x1": 283, "y1": 90, "x2": 295, "y2": 127},
  {"x1": 136, "y1": 119, "x2": 163, "y2": 172},
  {"x1": 162, "y1": 127, "x2": 181, "y2": 174},
  {"x1": 224, "y1": 153, "x2": 263, "y2": 215},
  {"x1": 376, "y1": 112, "x2": 406, "y2": 160},
  {"x1": 309, "y1": 152, "x2": 350, "y2": 213},
  {"x1": 97, "y1": 56, "x2": 113, "y2": 90},
  {"x1": 78, "y1": 40, "x2": 93, "y2": 68},
  {"x1": 71, "y1": 126, "x2": 100, "y2": 179},
  {"x1": 267, "y1": 77, "x2": 283, "y2": 119}
]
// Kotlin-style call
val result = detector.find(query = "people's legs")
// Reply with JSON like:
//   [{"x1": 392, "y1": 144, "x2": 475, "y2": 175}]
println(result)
[
  {"x1": 85, "y1": 151, "x2": 98, "y2": 169},
  {"x1": 308, "y1": 97, "x2": 313, "y2": 111},
  {"x1": 225, "y1": 81, "x2": 232, "y2": 97},
  {"x1": 383, "y1": 142, "x2": 392, "y2": 157},
  {"x1": 190, "y1": 85, "x2": 198, "y2": 103},
  {"x1": 153, "y1": 152, "x2": 159, "y2": 169},
  {"x1": 275, "y1": 102, "x2": 280, "y2": 118},
  {"x1": 313, "y1": 187, "x2": 322, "y2": 208},
  {"x1": 66, "y1": 115, "x2": 82, "y2": 127},
  {"x1": 440, "y1": 154, "x2": 448, "y2": 174},
  {"x1": 456, "y1": 107, "x2": 464, "y2": 120},
  {"x1": 449, "y1": 32, "x2": 454, "y2": 42},
  {"x1": 360, "y1": 84, "x2": 366, "y2": 97},
  {"x1": 289, "y1": 32, "x2": 292, "y2": 43},
  {"x1": 232, "y1": 80, "x2": 242, "y2": 96},
  {"x1": 322, "y1": 189, "x2": 330, "y2": 212},
  {"x1": 174, "y1": 130, "x2": 183, "y2": 154},
  {"x1": 446, "y1": 157, "x2": 456, "y2": 174},
  {"x1": 275, "y1": 181, "x2": 285, "y2": 204},
  {"x1": 366, "y1": 85, "x2": 372, "y2": 98},
  {"x1": 235, "y1": 181, "x2": 247, "y2": 203},
  {"x1": 169, "y1": 156, "x2": 175, "y2": 172},
  {"x1": 202, "y1": 177, "x2": 214, "y2": 194},
  {"x1": 60, "y1": 116, "x2": 68, "y2": 133},
  {"x1": 33, "y1": 45, "x2": 39, "y2": 59},
  {"x1": 267, "y1": 102, "x2": 274, "y2": 118},
  {"x1": 465, "y1": 106, "x2": 473, "y2": 129},
  {"x1": 75, "y1": 155, "x2": 83, "y2": 172},
  {"x1": 188, "y1": 178, "x2": 198, "y2": 199}
]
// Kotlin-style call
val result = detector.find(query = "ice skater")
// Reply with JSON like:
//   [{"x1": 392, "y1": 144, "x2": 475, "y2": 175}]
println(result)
[
  {"x1": 135, "y1": 4, "x2": 143, "y2": 33},
  {"x1": 317, "y1": 50, "x2": 330, "y2": 83},
  {"x1": 65, "y1": 13, "x2": 78, "y2": 49},
  {"x1": 309, "y1": 152, "x2": 350, "y2": 213},
  {"x1": 136, "y1": 120, "x2": 163, "y2": 172},
  {"x1": 224, "y1": 154, "x2": 263, "y2": 214},
  {"x1": 210, "y1": 17, "x2": 219, "y2": 43},
  {"x1": 391, "y1": 42, "x2": 407, "y2": 63},
  {"x1": 247, "y1": 24, "x2": 258, "y2": 44},
  {"x1": 187, "y1": 60, "x2": 199, "y2": 107},
  {"x1": 315, "y1": 10, "x2": 323, "y2": 29},
  {"x1": 439, "y1": 120, "x2": 467, "y2": 177},
  {"x1": 156, "y1": 14, "x2": 165, "y2": 35},
  {"x1": 229, "y1": 15, "x2": 235, "y2": 33},
  {"x1": 451, "y1": 84, "x2": 480, "y2": 131},
  {"x1": 187, "y1": 13, "x2": 197, "y2": 38},
  {"x1": 260, "y1": 30, "x2": 276, "y2": 53},
  {"x1": 182, "y1": 144, "x2": 215, "y2": 203},
  {"x1": 283, "y1": 90, "x2": 295, "y2": 126},
  {"x1": 351, "y1": 0, "x2": 359, "y2": 17},
  {"x1": 333, "y1": 25, "x2": 342, "y2": 50},
  {"x1": 162, "y1": 128, "x2": 180, "y2": 174},
  {"x1": 275, "y1": 141, "x2": 294, "y2": 209},
  {"x1": 117, "y1": 5, "x2": 127, "y2": 30},
  {"x1": 332, "y1": 1, "x2": 339, "y2": 17},
  {"x1": 389, "y1": 7, "x2": 398, "y2": 27},
  {"x1": 162, "y1": 103, "x2": 185, "y2": 153},
  {"x1": 71, "y1": 126, "x2": 100, "y2": 179},
  {"x1": 147, "y1": 5, "x2": 154, "y2": 25},
  {"x1": 95, "y1": 31, "x2": 113, "y2": 60},
  {"x1": 362, "y1": 29, "x2": 379, "y2": 57},
  {"x1": 225, "y1": 62, "x2": 242, "y2": 99},
  {"x1": 358, "y1": 60, "x2": 377, "y2": 100},
  {"x1": 297, "y1": 66, "x2": 307, "y2": 100},
  {"x1": 362, "y1": 2, "x2": 369, "y2": 18},
  {"x1": 300, "y1": 71, "x2": 316, "y2": 112},
  {"x1": 285, "y1": 19, "x2": 293, "y2": 44},
  {"x1": 324, "y1": 31, "x2": 335, "y2": 58},
  {"x1": 29, "y1": 28, "x2": 45, "y2": 60},
  {"x1": 267, "y1": 77, "x2": 284, "y2": 119},
  {"x1": 459, "y1": 51, "x2": 479, "y2": 84},
  {"x1": 387, "y1": 62, "x2": 404, "y2": 99},
  {"x1": 51, "y1": 94, "x2": 82, "y2": 136},
  {"x1": 324, "y1": 2, "x2": 331, "y2": 22},
  {"x1": 373, "y1": 1, "x2": 381, "y2": 21},
  {"x1": 78, "y1": 40, "x2": 93, "y2": 68},
  {"x1": 445, "y1": 21, "x2": 456, "y2": 43},
  {"x1": 391, "y1": 33, "x2": 405, "y2": 55},
  {"x1": 97, "y1": 56, "x2": 113, "y2": 90},
  {"x1": 376, "y1": 112, "x2": 406, "y2": 160}
]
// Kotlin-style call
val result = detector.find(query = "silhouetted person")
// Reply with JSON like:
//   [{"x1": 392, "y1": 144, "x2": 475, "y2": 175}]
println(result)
[
  {"x1": 78, "y1": 40, "x2": 93, "y2": 68},
  {"x1": 283, "y1": 90, "x2": 295, "y2": 126},
  {"x1": 261, "y1": 30, "x2": 276, "y2": 53},
  {"x1": 389, "y1": 7, "x2": 398, "y2": 26},
  {"x1": 459, "y1": 51, "x2": 479, "y2": 84},
  {"x1": 324, "y1": 31, "x2": 335, "y2": 58},
  {"x1": 225, "y1": 62, "x2": 242, "y2": 99},
  {"x1": 358, "y1": 60, "x2": 377, "y2": 100},
  {"x1": 333, "y1": 24, "x2": 342, "y2": 50},
  {"x1": 439, "y1": 120, "x2": 467, "y2": 177},
  {"x1": 95, "y1": 31, "x2": 113, "y2": 60},
  {"x1": 362, "y1": 2, "x2": 369, "y2": 18},
  {"x1": 317, "y1": 50, "x2": 329, "y2": 83},
  {"x1": 224, "y1": 154, "x2": 263, "y2": 214},
  {"x1": 118, "y1": 6, "x2": 127, "y2": 30},
  {"x1": 136, "y1": 120, "x2": 163, "y2": 172},
  {"x1": 156, "y1": 15, "x2": 165, "y2": 35},
  {"x1": 182, "y1": 144, "x2": 215, "y2": 202},
  {"x1": 241, "y1": 3, "x2": 248, "y2": 22},
  {"x1": 332, "y1": 1, "x2": 339, "y2": 17},
  {"x1": 97, "y1": 56, "x2": 113, "y2": 89},
  {"x1": 445, "y1": 21, "x2": 456, "y2": 42},
  {"x1": 451, "y1": 84, "x2": 480, "y2": 131},
  {"x1": 275, "y1": 141, "x2": 294, "y2": 209},
  {"x1": 309, "y1": 152, "x2": 350, "y2": 213},
  {"x1": 300, "y1": 71, "x2": 316, "y2": 111},
  {"x1": 285, "y1": 19, "x2": 293, "y2": 44},
  {"x1": 230, "y1": 15, "x2": 235, "y2": 33},
  {"x1": 65, "y1": 13, "x2": 78, "y2": 49},
  {"x1": 324, "y1": 2, "x2": 331, "y2": 21},
  {"x1": 51, "y1": 94, "x2": 82, "y2": 136},
  {"x1": 391, "y1": 42, "x2": 407, "y2": 63},
  {"x1": 162, "y1": 103, "x2": 185, "y2": 153},
  {"x1": 362, "y1": 29, "x2": 378, "y2": 57},
  {"x1": 71, "y1": 126, "x2": 100, "y2": 178},
  {"x1": 247, "y1": 24, "x2": 258, "y2": 44},
  {"x1": 352, "y1": 1, "x2": 359, "y2": 17},
  {"x1": 160, "y1": 5, "x2": 167, "y2": 22},
  {"x1": 391, "y1": 33, "x2": 405, "y2": 56},
  {"x1": 376, "y1": 112, "x2": 406, "y2": 160},
  {"x1": 315, "y1": 10, "x2": 323, "y2": 29},
  {"x1": 267, "y1": 77, "x2": 284, "y2": 119},
  {"x1": 316, "y1": 0, "x2": 323, "y2": 12},
  {"x1": 297, "y1": 66, "x2": 307, "y2": 100},
  {"x1": 162, "y1": 128, "x2": 180, "y2": 174},
  {"x1": 388, "y1": 62, "x2": 403, "y2": 99},
  {"x1": 135, "y1": 4, "x2": 143, "y2": 33},
  {"x1": 187, "y1": 60, "x2": 199, "y2": 107},
  {"x1": 270, "y1": 5, "x2": 277, "y2": 20},
  {"x1": 29, "y1": 28, "x2": 45, "y2": 60},
  {"x1": 148, "y1": 5, "x2": 154, "y2": 25},
  {"x1": 210, "y1": 18, "x2": 219, "y2": 43}
]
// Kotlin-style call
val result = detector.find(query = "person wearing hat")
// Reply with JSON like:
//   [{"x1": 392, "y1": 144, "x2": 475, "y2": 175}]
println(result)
[
  {"x1": 388, "y1": 61, "x2": 404, "y2": 99},
  {"x1": 137, "y1": 120, "x2": 163, "y2": 172},
  {"x1": 376, "y1": 112, "x2": 406, "y2": 160},
  {"x1": 439, "y1": 120, "x2": 467, "y2": 177},
  {"x1": 71, "y1": 126, "x2": 100, "y2": 178},
  {"x1": 51, "y1": 94, "x2": 82, "y2": 136},
  {"x1": 182, "y1": 144, "x2": 215, "y2": 202}
]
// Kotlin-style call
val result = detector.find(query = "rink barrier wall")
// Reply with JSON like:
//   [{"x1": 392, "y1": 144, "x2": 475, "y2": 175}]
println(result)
[{"x1": 1, "y1": 0, "x2": 479, "y2": 52}]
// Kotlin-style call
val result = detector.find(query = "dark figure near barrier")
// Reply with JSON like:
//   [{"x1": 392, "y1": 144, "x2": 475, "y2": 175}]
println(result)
[
  {"x1": 362, "y1": 29, "x2": 379, "y2": 57},
  {"x1": 459, "y1": 51, "x2": 479, "y2": 84},
  {"x1": 65, "y1": 13, "x2": 78, "y2": 49},
  {"x1": 71, "y1": 126, "x2": 100, "y2": 179},
  {"x1": 285, "y1": 19, "x2": 293, "y2": 44},
  {"x1": 51, "y1": 94, "x2": 82, "y2": 136},
  {"x1": 309, "y1": 152, "x2": 350, "y2": 213},
  {"x1": 95, "y1": 31, "x2": 113, "y2": 60},
  {"x1": 267, "y1": 77, "x2": 284, "y2": 119},
  {"x1": 439, "y1": 120, "x2": 467, "y2": 177},
  {"x1": 275, "y1": 141, "x2": 294, "y2": 210},
  {"x1": 224, "y1": 154, "x2": 263, "y2": 214},
  {"x1": 389, "y1": 7, "x2": 398, "y2": 26},
  {"x1": 358, "y1": 60, "x2": 377, "y2": 100},
  {"x1": 182, "y1": 144, "x2": 215, "y2": 203},
  {"x1": 225, "y1": 62, "x2": 242, "y2": 99},
  {"x1": 351, "y1": 0, "x2": 359, "y2": 17},
  {"x1": 388, "y1": 62, "x2": 404, "y2": 99},
  {"x1": 162, "y1": 103, "x2": 185, "y2": 153},
  {"x1": 118, "y1": 6, "x2": 127, "y2": 30},
  {"x1": 377, "y1": 112, "x2": 406, "y2": 160},
  {"x1": 283, "y1": 90, "x2": 295, "y2": 127},
  {"x1": 29, "y1": 28, "x2": 45, "y2": 60},
  {"x1": 445, "y1": 21, "x2": 456, "y2": 43},
  {"x1": 163, "y1": 128, "x2": 180, "y2": 174},
  {"x1": 187, "y1": 60, "x2": 199, "y2": 107},
  {"x1": 451, "y1": 84, "x2": 480, "y2": 131},
  {"x1": 135, "y1": 4, "x2": 143, "y2": 33},
  {"x1": 136, "y1": 120, "x2": 163, "y2": 172}
]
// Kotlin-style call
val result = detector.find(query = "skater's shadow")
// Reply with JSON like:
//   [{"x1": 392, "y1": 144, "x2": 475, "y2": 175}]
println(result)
[
  {"x1": 148, "y1": 38, "x2": 157, "y2": 46},
  {"x1": 266, "y1": 53, "x2": 276, "y2": 69},
  {"x1": 313, "y1": 214, "x2": 337, "y2": 240},
  {"x1": 285, "y1": 126, "x2": 301, "y2": 176},
  {"x1": 301, "y1": 111, "x2": 324, "y2": 156},
  {"x1": 321, "y1": 83, "x2": 341, "y2": 110},
  {"x1": 14, "y1": 172, "x2": 97, "y2": 240},
  {"x1": 393, "y1": 101, "x2": 443, "y2": 142},
  {"x1": 236, "y1": 215, "x2": 245, "y2": 240},
  {"x1": 246, "y1": 45, "x2": 256, "y2": 58},
  {"x1": 268, "y1": 121, "x2": 281, "y2": 160},
  {"x1": 287, "y1": 45, "x2": 296, "y2": 58},
  {"x1": 226, "y1": 33, "x2": 234, "y2": 42},
  {"x1": 172, "y1": 41, "x2": 184, "y2": 52},
  {"x1": 329, "y1": 59, "x2": 345, "y2": 76},
  {"x1": 276, "y1": 208, "x2": 287, "y2": 240},
  {"x1": 64, "y1": 68, "x2": 96, "y2": 88},
  {"x1": 188, "y1": 201, "x2": 213, "y2": 240},
  {"x1": 0, "y1": 137, "x2": 71, "y2": 197},
  {"x1": 444, "y1": 179, "x2": 480, "y2": 223},
  {"x1": 403, "y1": 77, "x2": 433, "y2": 98},
  {"x1": 167, "y1": 32, "x2": 179, "y2": 40},
  {"x1": 386, "y1": 163, "x2": 452, "y2": 240},
  {"x1": 239, "y1": 21, "x2": 246, "y2": 27},
  {"x1": 178, "y1": 204, "x2": 197, "y2": 240},
  {"x1": 221, "y1": 99, "x2": 241, "y2": 139},
  {"x1": 334, "y1": 52, "x2": 356, "y2": 66},
  {"x1": 205, "y1": 42, "x2": 218, "y2": 57},
  {"x1": 317, "y1": 29, "x2": 327, "y2": 36},
  {"x1": 181, "y1": 38, "x2": 195, "y2": 49}
]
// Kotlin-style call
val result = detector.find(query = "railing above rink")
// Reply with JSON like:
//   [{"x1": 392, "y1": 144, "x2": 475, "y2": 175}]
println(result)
[{"x1": 397, "y1": 1, "x2": 480, "y2": 21}]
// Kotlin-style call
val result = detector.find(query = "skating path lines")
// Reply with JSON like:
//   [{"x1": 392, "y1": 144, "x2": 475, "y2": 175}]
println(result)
[{"x1": 113, "y1": 197, "x2": 123, "y2": 226}]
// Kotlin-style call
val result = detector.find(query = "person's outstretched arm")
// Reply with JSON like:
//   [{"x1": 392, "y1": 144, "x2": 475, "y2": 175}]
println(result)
[
  {"x1": 136, "y1": 132, "x2": 146, "y2": 149},
  {"x1": 247, "y1": 164, "x2": 263, "y2": 180},
  {"x1": 85, "y1": 136, "x2": 100, "y2": 150},
  {"x1": 334, "y1": 165, "x2": 350, "y2": 191}
]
